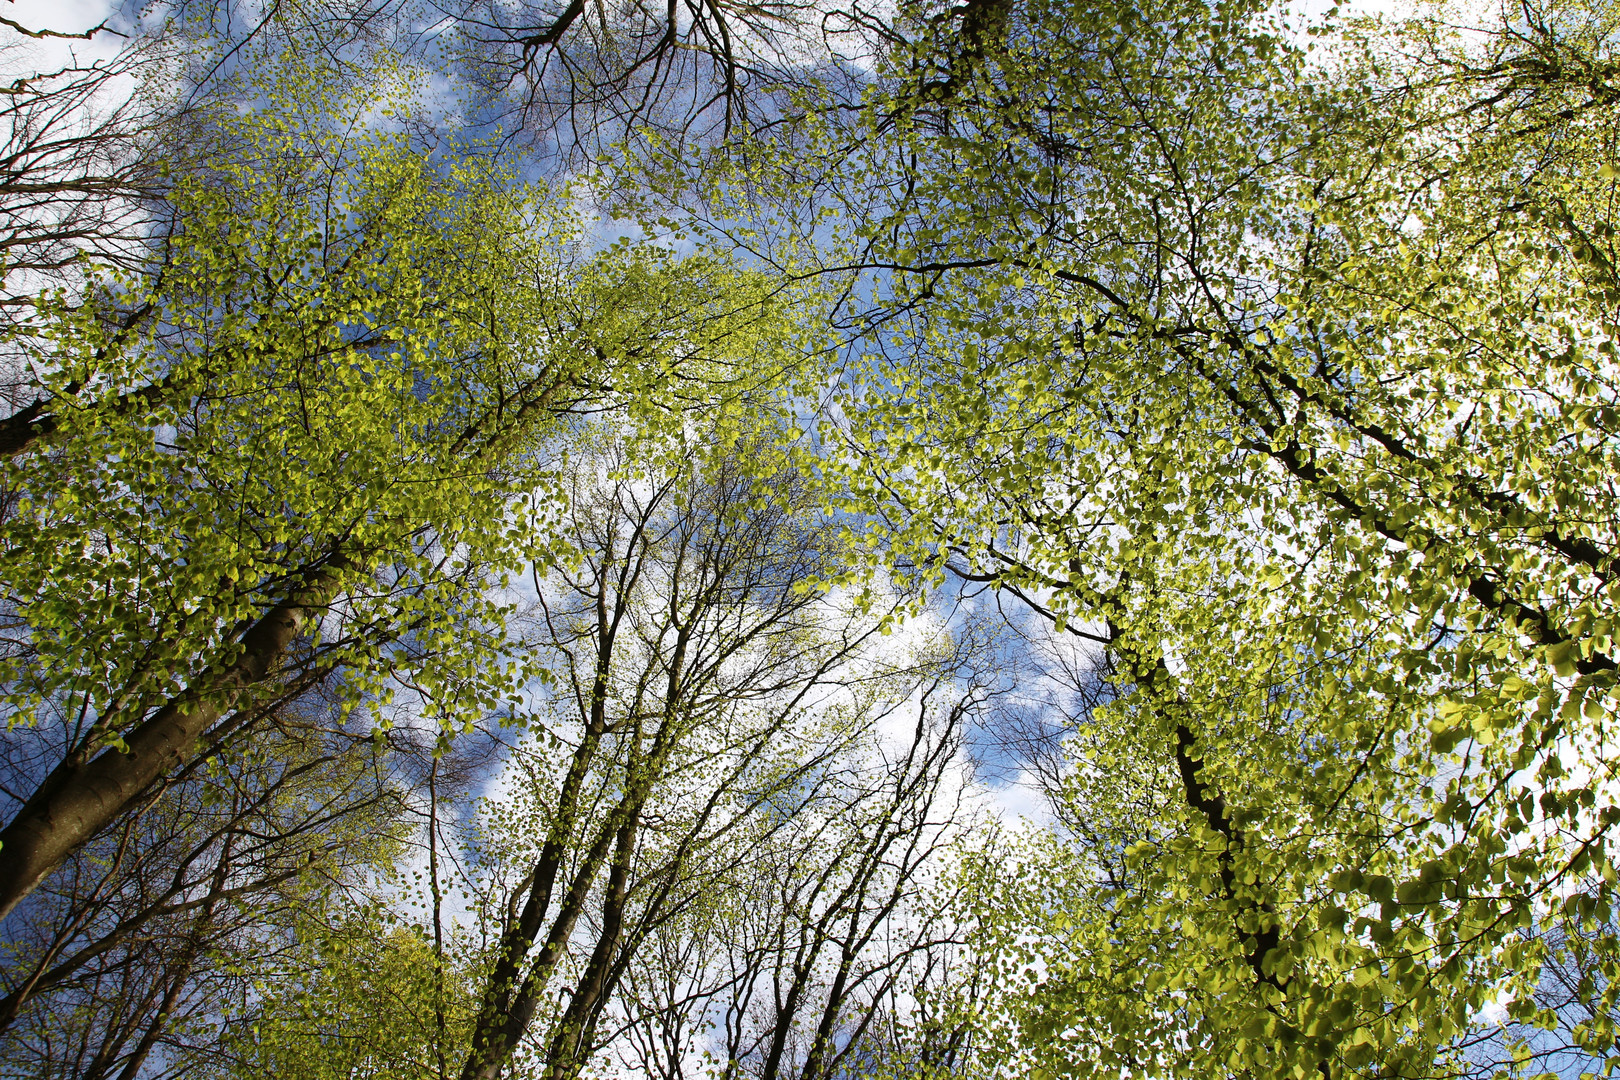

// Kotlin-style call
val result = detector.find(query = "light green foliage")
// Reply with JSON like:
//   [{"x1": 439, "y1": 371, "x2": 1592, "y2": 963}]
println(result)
[
  {"x1": 4, "y1": 55, "x2": 566, "y2": 744},
  {"x1": 206, "y1": 906, "x2": 476, "y2": 1080},
  {"x1": 723, "y1": 0, "x2": 1620, "y2": 1075},
  {"x1": 0, "y1": 47, "x2": 808, "y2": 758},
  {"x1": 11, "y1": 0, "x2": 1619, "y2": 1073}
]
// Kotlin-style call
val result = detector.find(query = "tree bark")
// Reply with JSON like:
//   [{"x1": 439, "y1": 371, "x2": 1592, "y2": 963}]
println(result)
[{"x1": 0, "y1": 556, "x2": 344, "y2": 921}]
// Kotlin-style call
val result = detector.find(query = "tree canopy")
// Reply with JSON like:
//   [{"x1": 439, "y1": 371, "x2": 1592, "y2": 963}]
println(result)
[{"x1": 0, "y1": 0, "x2": 1617, "y2": 1077}]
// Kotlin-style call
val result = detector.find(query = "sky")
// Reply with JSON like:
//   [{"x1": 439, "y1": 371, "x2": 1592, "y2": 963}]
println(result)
[{"x1": 4, "y1": 0, "x2": 124, "y2": 63}]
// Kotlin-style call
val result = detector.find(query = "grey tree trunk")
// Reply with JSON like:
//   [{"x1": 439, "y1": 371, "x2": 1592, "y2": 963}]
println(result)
[{"x1": 0, "y1": 560, "x2": 342, "y2": 922}]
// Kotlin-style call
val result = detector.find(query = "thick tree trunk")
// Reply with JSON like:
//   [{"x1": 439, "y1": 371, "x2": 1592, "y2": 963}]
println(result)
[
  {"x1": 0, "y1": 398, "x2": 55, "y2": 457},
  {"x1": 0, "y1": 559, "x2": 342, "y2": 922}
]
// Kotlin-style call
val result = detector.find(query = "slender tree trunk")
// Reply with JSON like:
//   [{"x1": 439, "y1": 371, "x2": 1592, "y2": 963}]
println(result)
[
  {"x1": 459, "y1": 812, "x2": 622, "y2": 1080},
  {"x1": 541, "y1": 622, "x2": 693, "y2": 1080},
  {"x1": 430, "y1": 757, "x2": 449, "y2": 1080},
  {"x1": 543, "y1": 811, "x2": 639, "y2": 1080},
  {"x1": 459, "y1": 544, "x2": 634, "y2": 1080},
  {"x1": 458, "y1": 712, "x2": 609, "y2": 1079},
  {"x1": 0, "y1": 559, "x2": 343, "y2": 921},
  {"x1": 799, "y1": 941, "x2": 856, "y2": 1080}
]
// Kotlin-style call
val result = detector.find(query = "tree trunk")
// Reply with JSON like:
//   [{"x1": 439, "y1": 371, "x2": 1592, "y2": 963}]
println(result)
[{"x1": 0, "y1": 558, "x2": 343, "y2": 921}]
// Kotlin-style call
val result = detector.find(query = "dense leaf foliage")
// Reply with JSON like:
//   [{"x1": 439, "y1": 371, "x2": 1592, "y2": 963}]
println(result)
[
  {"x1": 761, "y1": 0, "x2": 1620, "y2": 1075},
  {"x1": 3, "y1": 0, "x2": 1619, "y2": 1077}
]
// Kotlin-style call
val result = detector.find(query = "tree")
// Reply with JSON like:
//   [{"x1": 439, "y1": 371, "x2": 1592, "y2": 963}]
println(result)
[
  {"x1": 0, "y1": 47, "x2": 799, "y2": 922},
  {"x1": 664, "y1": 0, "x2": 1620, "y2": 1073},
  {"x1": 0, "y1": 63, "x2": 560, "y2": 920},
  {"x1": 0, "y1": 688, "x2": 419, "y2": 1080},
  {"x1": 455, "y1": 425, "x2": 958, "y2": 1080}
]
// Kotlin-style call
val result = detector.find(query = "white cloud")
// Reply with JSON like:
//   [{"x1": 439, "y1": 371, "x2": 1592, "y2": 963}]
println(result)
[{"x1": 982, "y1": 769, "x2": 1054, "y2": 829}]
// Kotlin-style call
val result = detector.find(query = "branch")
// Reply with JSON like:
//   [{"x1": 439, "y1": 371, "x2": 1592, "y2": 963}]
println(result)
[{"x1": 0, "y1": 15, "x2": 124, "y2": 42}]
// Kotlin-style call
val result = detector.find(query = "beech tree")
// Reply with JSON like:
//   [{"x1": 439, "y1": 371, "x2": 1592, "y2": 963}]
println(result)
[
  {"x1": 0, "y1": 46, "x2": 801, "y2": 923},
  {"x1": 763, "y1": 0, "x2": 1620, "y2": 1074},
  {"x1": 0, "y1": 76, "x2": 556, "y2": 919},
  {"x1": 455, "y1": 427, "x2": 974, "y2": 1080}
]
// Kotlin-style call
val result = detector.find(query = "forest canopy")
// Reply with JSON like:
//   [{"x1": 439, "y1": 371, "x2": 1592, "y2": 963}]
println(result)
[{"x1": 0, "y1": 0, "x2": 1616, "y2": 1077}]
